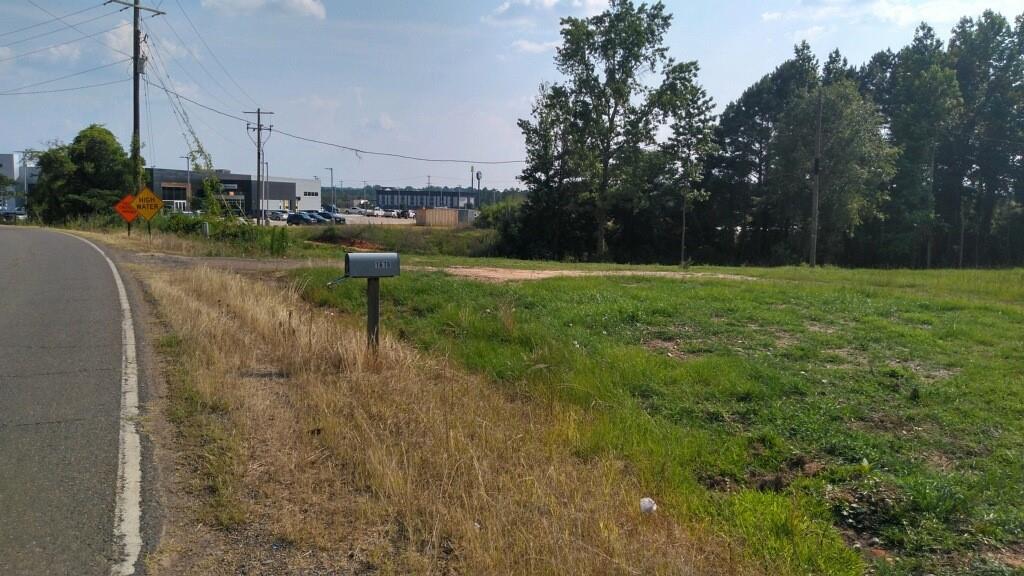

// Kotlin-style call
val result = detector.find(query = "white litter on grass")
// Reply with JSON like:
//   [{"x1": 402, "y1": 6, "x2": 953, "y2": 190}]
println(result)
[{"x1": 640, "y1": 497, "x2": 657, "y2": 514}]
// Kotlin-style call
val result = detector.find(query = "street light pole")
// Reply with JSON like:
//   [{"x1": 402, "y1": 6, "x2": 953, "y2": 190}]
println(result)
[
  {"x1": 179, "y1": 153, "x2": 192, "y2": 208},
  {"x1": 325, "y1": 167, "x2": 334, "y2": 210}
]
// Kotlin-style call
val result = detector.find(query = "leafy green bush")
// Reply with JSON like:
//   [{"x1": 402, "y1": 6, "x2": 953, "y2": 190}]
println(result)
[{"x1": 152, "y1": 214, "x2": 290, "y2": 256}]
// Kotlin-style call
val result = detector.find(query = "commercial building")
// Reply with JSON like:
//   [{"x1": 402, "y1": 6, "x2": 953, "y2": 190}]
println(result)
[
  {"x1": 260, "y1": 176, "x2": 321, "y2": 212},
  {"x1": 0, "y1": 154, "x2": 14, "y2": 181},
  {"x1": 375, "y1": 187, "x2": 479, "y2": 210},
  {"x1": 0, "y1": 154, "x2": 13, "y2": 211},
  {"x1": 146, "y1": 167, "x2": 320, "y2": 215}
]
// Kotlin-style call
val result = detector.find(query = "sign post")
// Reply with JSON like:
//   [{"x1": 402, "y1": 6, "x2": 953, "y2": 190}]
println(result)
[
  {"x1": 114, "y1": 194, "x2": 139, "y2": 236},
  {"x1": 131, "y1": 187, "x2": 162, "y2": 238}
]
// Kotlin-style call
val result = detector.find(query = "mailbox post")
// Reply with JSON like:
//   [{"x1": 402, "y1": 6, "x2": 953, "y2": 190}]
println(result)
[{"x1": 344, "y1": 252, "x2": 400, "y2": 350}]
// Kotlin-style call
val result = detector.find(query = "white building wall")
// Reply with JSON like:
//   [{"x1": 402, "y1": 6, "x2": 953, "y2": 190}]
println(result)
[
  {"x1": 270, "y1": 176, "x2": 321, "y2": 211},
  {"x1": 258, "y1": 198, "x2": 289, "y2": 211}
]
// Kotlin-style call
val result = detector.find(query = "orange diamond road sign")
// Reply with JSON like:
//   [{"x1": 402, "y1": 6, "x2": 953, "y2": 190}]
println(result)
[
  {"x1": 115, "y1": 194, "x2": 138, "y2": 223},
  {"x1": 132, "y1": 187, "x2": 162, "y2": 221}
]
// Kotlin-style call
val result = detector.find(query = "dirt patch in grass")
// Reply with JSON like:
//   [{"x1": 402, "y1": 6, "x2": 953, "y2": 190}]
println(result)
[
  {"x1": 890, "y1": 359, "x2": 959, "y2": 383},
  {"x1": 924, "y1": 451, "x2": 957, "y2": 473},
  {"x1": 308, "y1": 237, "x2": 383, "y2": 251},
  {"x1": 643, "y1": 338, "x2": 698, "y2": 361},
  {"x1": 431, "y1": 266, "x2": 758, "y2": 283},
  {"x1": 807, "y1": 321, "x2": 838, "y2": 334},
  {"x1": 989, "y1": 546, "x2": 1024, "y2": 569},
  {"x1": 823, "y1": 347, "x2": 871, "y2": 369}
]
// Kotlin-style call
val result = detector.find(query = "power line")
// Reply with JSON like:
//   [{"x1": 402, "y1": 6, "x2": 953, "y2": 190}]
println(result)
[
  {"x1": 0, "y1": 8, "x2": 124, "y2": 49},
  {"x1": 143, "y1": 77, "x2": 248, "y2": 122},
  {"x1": 273, "y1": 129, "x2": 526, "y2": 165},
  {"x1": 144, "y1": 70, "x2": 156, "y2": 164},
  {"x1": 140, "y1": 24, "x2": 207, "y2": 153},
  {"x1": 155, "y1": 14, "x2": 244, "y2": 108},
  {"x1": 0, "y1": 2, "x2": 104, "y2": 39},
  {"x1": 171, "y1": 0, "x2": 257, "y2": 107},
  {"x1": 0, "y1": 58, "x2": 131, "y2": 94},
  {"x1": 145, "y1": 80, "x2": 526, "y2": 165},
  {"x1": 143, "y1": 22, "x2": 236, "y2": 110},
  {"x1": 25, "y1": 0, "x2": 132, "y2": 59},
  {"x1": 0, "y1": 21, "x2": 130, "y2": 64},
  {"x1": 0, "y1": 77, "x2": 129, "y2": 96}
]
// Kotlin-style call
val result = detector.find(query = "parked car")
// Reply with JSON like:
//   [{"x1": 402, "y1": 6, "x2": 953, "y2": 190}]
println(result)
[
  {"x1": 307, "y1": 212, "x2": 331, "y2": 224},
  {"x1": 268, "y1": 210, "x2": 288, "y2": 221},
  {"x1": 286, "y1": 212, "x2": 316, "y2": 226},
  {"x1": 371, "y1": 207, "x2": 385, "y2": 217},
  {"x1": 399, "y1": 209, "x2": 416, "y2": 219},
  {"x1": 318, "y1": 211, "x2": 345, "y2": 224},
  {"x1": 383, "y1": 209, "x2": 400, "y2": 218}
]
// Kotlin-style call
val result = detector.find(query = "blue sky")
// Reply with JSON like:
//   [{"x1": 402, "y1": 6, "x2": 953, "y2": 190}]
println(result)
[{"x1": 1, "y1": 0, "x2": 1020, "y2": 190}]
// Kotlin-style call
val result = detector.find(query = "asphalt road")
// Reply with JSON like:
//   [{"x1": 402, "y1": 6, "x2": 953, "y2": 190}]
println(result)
[{"x1": 0, "y1": 228, "x2": 133, "y2": 575}]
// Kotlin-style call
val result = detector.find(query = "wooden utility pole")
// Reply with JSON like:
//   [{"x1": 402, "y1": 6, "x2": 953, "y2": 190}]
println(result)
[
  {"x1": 245, "y1": 109, "x2": 273, "y2": 223},
  {"x1": 680, "y1": 190, "x2": 688, "y2": 268},
  {"x1": 810, "y1": 88, "x2": 823, "y2": 267},
  {"x1": 108, "y1": 0, "x2": 164, "y2": 195}
]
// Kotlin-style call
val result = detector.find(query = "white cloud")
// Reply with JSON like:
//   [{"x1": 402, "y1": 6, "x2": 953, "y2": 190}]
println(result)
[
  {"x1": 570, "y1": 0, "x2": 608, "y2": 16},
  {"x1": 146, "y1": 33, "x2": 189, "y2": 61},
  {"x1": 38, "y1": 42, "x2": 83, "y2": 64},
  {"x1": 200, "y1": 0, "x2": 326, "y2": 20},
  {"x1": 483, "y1": 0, "x2": 607, "y2": 27},
  {"x1": 792, "y1": 25, "x2": 827, "y2": 42},
  {"x1": 168, "y1": 79, "x2": 201, "y2": 100},
  {"x1": 104, "y1": 20, "x2": 134, "y2": 62},
  {"x1": 762, "y1": 0, "x2": 1024, "y2": 28},
  {"x1": 378, "y1": 112, "x2": 397, "y2": 131},
  {"x1": 511, "y1": 39, "x2": 560, "y2": 53}
]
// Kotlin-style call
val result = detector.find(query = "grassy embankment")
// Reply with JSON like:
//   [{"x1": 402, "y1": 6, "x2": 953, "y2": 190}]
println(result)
[
  {"x1": 295, "y1": 265, "x2": 1024, "y2": 575},
  {"x1": 142, "y1": 265, "x2": 747, "y2": 574}
]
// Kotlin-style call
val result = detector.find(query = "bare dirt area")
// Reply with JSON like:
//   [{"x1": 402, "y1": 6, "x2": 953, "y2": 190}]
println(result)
[{"x1": 423, "y1": 266, "x2": 759, "y2": 283}]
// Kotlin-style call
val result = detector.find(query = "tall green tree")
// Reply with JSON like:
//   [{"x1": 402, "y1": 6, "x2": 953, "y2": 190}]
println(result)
[
  {"x1": 885, "y1": 24, "x2": 962, "y2": 267},
  {"x1": 769, "y1": 80, "x2": 897, "y2": 264},
  {"x1": 33, "y1": 124, "x2": 133, "y2": 223},
  {"x1": 516, "y1": 0, "x2": 719, "y2": 263},
  {"x1": 710, "y1": 43, "x2": 819, "y2": 263},
  {"x1": 658, "y1": 60, "x2": 717, "y2": 265},
  {"x1": 945, "y1": 10, "x2": 1023, "y2": 266},
  {"x1": 517, "y1": 84, "x2": 598, "y2": 259},
  {"x1": 550, "y1": 0, "x2": 674, "y2": 257},
  {"x1": 822, "y1": 49, "x2": 856, "y2": 86}
]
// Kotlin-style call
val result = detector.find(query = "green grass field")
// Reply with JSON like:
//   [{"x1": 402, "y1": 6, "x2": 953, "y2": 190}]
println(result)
[{"x1": 294, "y1": 264, "x2": 1024, "y2": 575}]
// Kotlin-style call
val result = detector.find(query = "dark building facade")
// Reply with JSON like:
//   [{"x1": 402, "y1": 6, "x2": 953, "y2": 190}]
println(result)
[
  {"x1": 145, "y1": 168, "x2": 320, "y2": 215},
  {"x1": 147, "y1": 168, "x2": 253, "y2": 213},
  {"x1": 375, "y1": 187, "x2": 480, "y2": 209}
]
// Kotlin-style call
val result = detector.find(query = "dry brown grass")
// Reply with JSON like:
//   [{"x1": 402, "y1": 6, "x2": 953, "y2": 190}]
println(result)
[
  {"x1": 73, "y1": 228, "x2": 210, "y2": 256},
  {"x1": 143, "y1": 265, "x2": 751, "y2": 575}
]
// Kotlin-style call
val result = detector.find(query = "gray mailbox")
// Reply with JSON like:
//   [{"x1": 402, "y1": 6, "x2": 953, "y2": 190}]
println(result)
[
  {"x1": 342, "y1": 252, "x2": 400, "y2": 351},
  {"x1": 345, "y1": 252, "x2": 400, "y2": 278}
]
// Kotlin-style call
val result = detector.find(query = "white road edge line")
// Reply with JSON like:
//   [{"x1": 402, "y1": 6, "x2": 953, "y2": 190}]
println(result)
[{"x1": 66, "y1": 233, "x2": 142, "y2": 576}]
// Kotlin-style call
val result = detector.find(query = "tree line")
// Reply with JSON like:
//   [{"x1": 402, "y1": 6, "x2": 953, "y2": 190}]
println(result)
[{"x1": 491, "y1": 0, "x2": 1023, "y2": 267}]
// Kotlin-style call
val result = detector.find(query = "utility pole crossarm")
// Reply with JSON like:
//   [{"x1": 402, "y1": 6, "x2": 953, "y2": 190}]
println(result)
[{"x1": 106, "y1": 0, "x2": 165, "y2": 15}]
